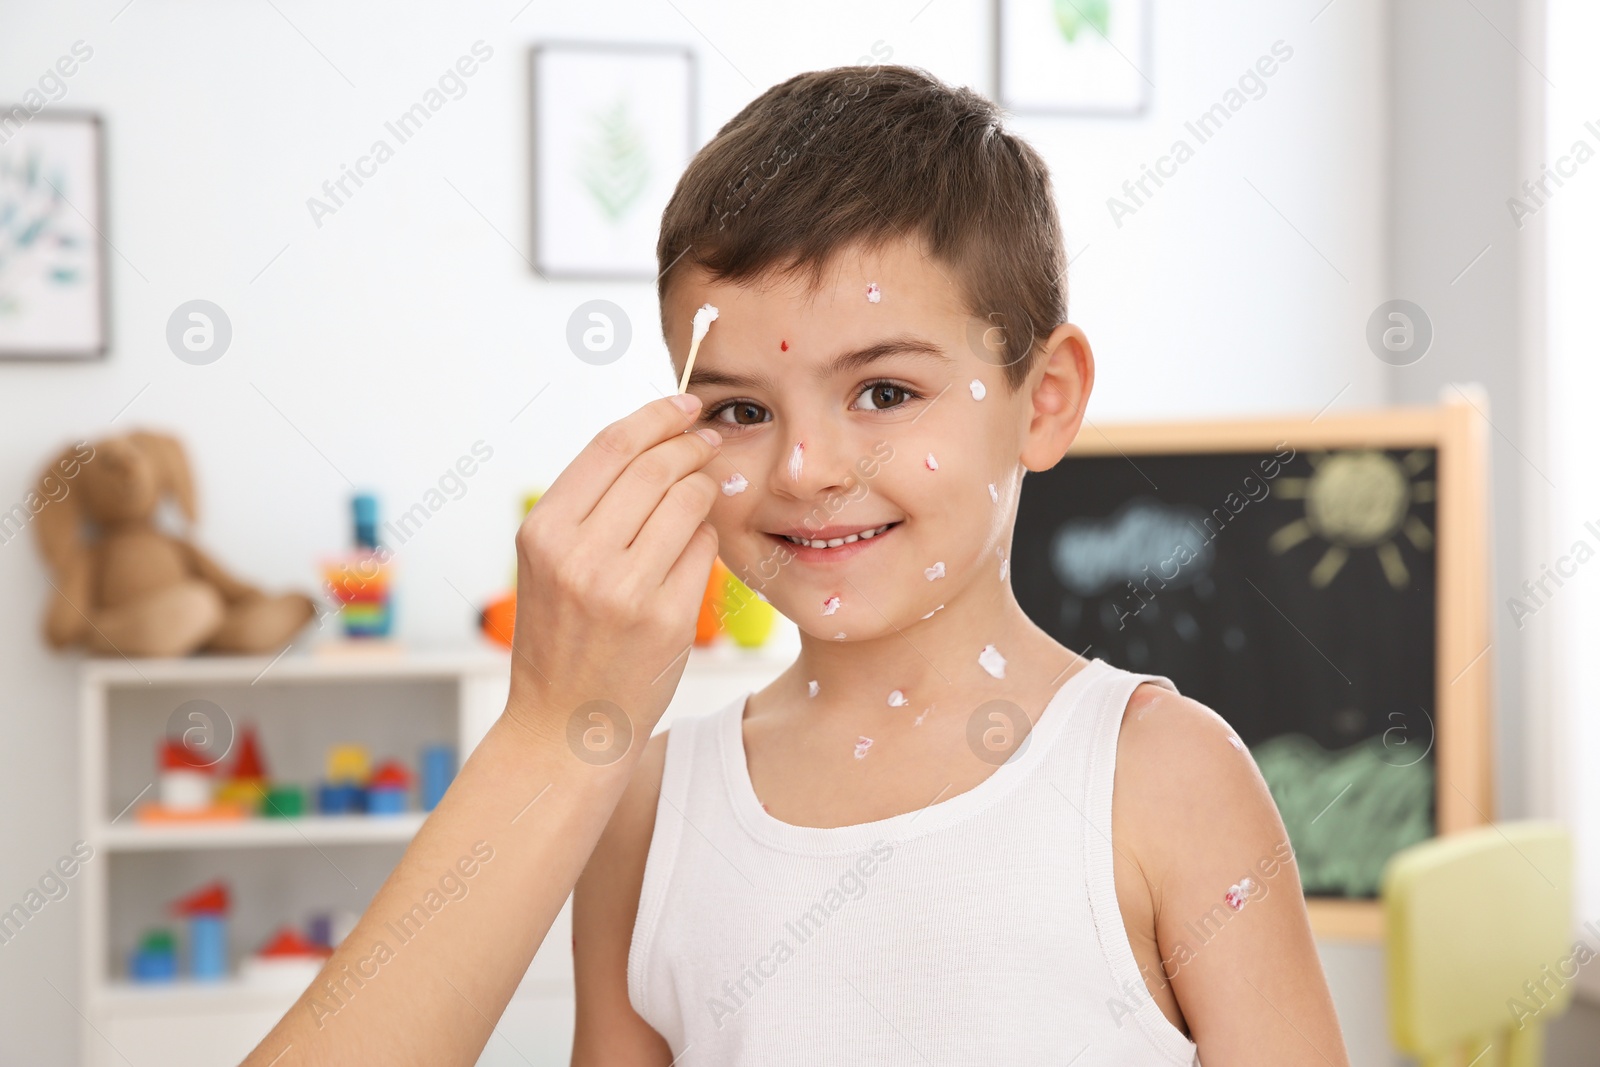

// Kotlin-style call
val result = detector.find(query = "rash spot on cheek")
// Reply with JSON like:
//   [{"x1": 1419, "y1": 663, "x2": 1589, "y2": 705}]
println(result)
[{"x1": 780, "y1": 339, "x2": 788, "y2": 351}]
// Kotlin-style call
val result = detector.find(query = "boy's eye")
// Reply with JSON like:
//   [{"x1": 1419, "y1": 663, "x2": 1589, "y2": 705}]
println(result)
[
  {"x1": 851, "y1": 381, "x2": 918, "y2": 411},
  {"x1": 701, "y1": 380, "x2": 922, "y2": 432},
  {"x1": 706, "y1": 400, "x2": 771, "y2": 428}
]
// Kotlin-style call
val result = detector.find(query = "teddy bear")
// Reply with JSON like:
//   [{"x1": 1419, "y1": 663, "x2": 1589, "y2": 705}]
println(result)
[{"x1": 30, "y1": 430, "x2": 317, "y2": 657}]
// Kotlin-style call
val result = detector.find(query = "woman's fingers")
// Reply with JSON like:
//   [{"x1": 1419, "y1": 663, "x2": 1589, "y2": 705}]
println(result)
[
  {"x1": 628, "y1": 468, "x2": 722, "y2": 583},
  {"x1": 584, "y1": 427, "x2": 722, "y2": 554},
  {"x1": 534, "y1": 394, "x2": 705, "y2": 532}
]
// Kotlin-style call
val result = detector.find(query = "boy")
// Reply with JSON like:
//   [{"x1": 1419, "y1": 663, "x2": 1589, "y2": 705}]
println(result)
[{"x1": 570, "y1": 65, "x2": 1349, "y2": 1065}]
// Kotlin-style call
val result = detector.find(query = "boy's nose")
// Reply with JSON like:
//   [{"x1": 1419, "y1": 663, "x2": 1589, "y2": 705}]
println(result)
[{"x1": 768, "y1": 430, "x2": 856, "y2": 503}]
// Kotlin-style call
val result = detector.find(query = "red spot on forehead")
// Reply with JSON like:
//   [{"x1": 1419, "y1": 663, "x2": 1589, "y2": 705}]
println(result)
[{"x1": 780, "y1": 339, "x2": 788, "y2": 351}]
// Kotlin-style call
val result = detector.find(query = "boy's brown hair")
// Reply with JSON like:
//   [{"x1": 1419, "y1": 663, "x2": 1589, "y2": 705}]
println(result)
[{"x1": 656, "y1": 63, "x2": 1067, "y2": 393}]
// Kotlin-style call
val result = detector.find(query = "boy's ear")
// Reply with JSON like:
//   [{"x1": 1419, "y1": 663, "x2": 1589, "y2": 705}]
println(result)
[{"x1": 1019, "y1": 323, "x2": 1094, "y2": 474}]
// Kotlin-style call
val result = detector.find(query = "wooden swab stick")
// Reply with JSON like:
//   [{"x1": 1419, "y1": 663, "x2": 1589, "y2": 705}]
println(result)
[{"x1": 678, "y1": 303, "x2": 719, "y2": 393}]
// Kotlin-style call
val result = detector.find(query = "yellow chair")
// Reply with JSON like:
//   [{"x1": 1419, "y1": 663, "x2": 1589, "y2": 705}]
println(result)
[{"x1": 1381, "y1": 821, "x2": 1575, "y2": 1066}]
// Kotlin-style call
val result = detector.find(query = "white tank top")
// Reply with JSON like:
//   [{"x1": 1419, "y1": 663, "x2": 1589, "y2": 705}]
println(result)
[{"x1": 628, "y1": 657, "x2": 1202, "y2": 1066}]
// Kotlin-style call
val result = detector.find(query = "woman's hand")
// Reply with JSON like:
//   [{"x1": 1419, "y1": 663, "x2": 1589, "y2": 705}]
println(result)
[
  {"x1": 240, "y1": 393, "x2": 724, "y2": 1067},
  {"x1": 504, "y1": 392, "x2": 723, "y2": 747}
]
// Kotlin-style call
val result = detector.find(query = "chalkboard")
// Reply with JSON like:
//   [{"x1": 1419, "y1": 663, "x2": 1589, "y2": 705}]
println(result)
[{"x1": 1014, "y1": 443, "x2": 1445, "y2": 900}]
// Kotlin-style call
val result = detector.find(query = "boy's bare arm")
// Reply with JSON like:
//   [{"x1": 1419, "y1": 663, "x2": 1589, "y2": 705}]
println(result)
[
  {"x1": 571, "y1": 731, "x2": 675, "y2": 1066},
  {"x1": 1114, "y1": 685, "x2": 1352, "y2": 1065},
  {"x1": 240, "y1": 394, "x2": 723, "y2": 1066}
]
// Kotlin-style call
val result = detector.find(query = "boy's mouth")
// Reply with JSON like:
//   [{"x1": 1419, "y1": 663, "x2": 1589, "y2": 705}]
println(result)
[{"x1": 765, "y1": 521, "x2": 902, "y2": 561}]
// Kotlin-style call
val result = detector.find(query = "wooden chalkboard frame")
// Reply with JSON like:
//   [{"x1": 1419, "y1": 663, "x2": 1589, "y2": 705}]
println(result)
[{"x1": 1064, "y1": 392, "x2": 1493, "y2": 941}]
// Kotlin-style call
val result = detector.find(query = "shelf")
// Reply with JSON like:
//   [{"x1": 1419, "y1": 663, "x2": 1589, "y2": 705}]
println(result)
[
  {"x1": 97, "y1": 978, "x2": 306, "y2": 1016},
  {"x1": 96, "y1": 814, "x2": 426, "y2": 851},
  {"x1": 96, "y1": 971, "x2": 574, "y2": 1017},
  {"x1": 80, "y1": 645, "x2": 512, "y2": 687},
  {"x1": 78, "y1": 636, "x2": 797, "y2": 688}
]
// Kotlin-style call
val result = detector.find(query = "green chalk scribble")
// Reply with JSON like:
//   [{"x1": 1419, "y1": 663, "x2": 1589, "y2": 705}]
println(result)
[{"x1": 1253, "y1": 732, "x2": 1434, "y2": 898}]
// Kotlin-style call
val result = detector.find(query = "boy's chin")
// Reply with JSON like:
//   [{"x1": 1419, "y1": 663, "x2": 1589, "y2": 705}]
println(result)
[{"x1": 785, "y1": 605, "x2": 941, "y2": 643}]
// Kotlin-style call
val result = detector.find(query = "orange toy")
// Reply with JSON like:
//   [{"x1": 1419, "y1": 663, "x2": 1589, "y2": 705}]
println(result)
[
  {"x1": 695, "y1": 557, "x2": 732, "y2": 645},
  {"x1": 479, "y1": 591, "x2": 516, "y2": 649}
]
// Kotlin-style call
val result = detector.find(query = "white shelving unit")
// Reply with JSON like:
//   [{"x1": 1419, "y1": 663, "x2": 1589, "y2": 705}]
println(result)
[{"x1": 78, "y1": 631, "x2": 797, "y2": 1067}]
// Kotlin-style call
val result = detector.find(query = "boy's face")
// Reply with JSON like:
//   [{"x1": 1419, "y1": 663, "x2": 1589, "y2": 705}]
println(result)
[{"x1": 666, "y1": 236, "x2": 1064, "y2": 641}]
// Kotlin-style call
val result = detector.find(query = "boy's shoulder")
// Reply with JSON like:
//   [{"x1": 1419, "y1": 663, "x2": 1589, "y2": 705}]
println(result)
[
  {"x1": 1112, "y1": 679, "x2": 1293, "y2": 894},
  {"x1": 1114, "y1": 680, "x2": 1273, "y2": 834}
]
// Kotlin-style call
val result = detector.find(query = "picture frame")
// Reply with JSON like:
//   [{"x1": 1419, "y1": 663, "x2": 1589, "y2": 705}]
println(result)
[
  {"x1": 0, "y1": 109, "x2": 109, "y2": 360},
  {"x1": 528, "y1": 41, "x2": 696, "y2": 281},
  {"x1": 994, "y1": 0, "x2": 1153, "y2": 117}
]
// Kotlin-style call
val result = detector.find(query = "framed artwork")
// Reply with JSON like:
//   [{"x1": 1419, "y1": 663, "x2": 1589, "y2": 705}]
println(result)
[
  {"x1": 0, "y1": 110, "x2": 108, "y2": 360},
  {"x1": 529, "y1": 41, "x2": 696, "y2": 280},
  {"x1": 995, "y1": 0, "x2": 1152, "y2": 116}
]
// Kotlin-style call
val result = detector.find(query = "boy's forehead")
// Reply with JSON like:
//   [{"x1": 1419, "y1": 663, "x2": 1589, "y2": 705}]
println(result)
[{"x1": 664, "y1": 238, "x2": 966, "y2": 346}]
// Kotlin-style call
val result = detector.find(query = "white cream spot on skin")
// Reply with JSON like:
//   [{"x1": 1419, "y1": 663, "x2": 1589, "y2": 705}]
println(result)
[
  {"x1": 720, "y1": 472, "x2": 748, "y2": 496},
  {"x1": 822, "y1": 595, "x2": 841, "y2": 616},
  {"x1": 834, "y1": 631, "x2": 847, "y2": 639},
  {"x1": 787, "y1": 441, "x2": 805, "y2": 481},
  {"x1": 1225, "y1": 878, "x2": 1256, "y2": 911},
  {"x1": 978, "y1": 644, "x2": 1007, "y2": 679},
  {"x1": 969, "y1": 379, "x2": 986, "y2": 400},
  {"x1": 924, "y1": 561, "x2": 945, "y2": 581},
  {"x1": 925, "y1": 452, "x2": 938, "y2": 471},
  {"x1": 1227, "y1": 735, "x2": 1245, "y2": 752},
  {"x1": 808, "y1": 679, "x2": 819, "y2": 698},
  {"x1": 887, "y1": 689, "x2": 908, "y2": 707},
  {"x1": 913, "y1": 706, "x2": 932, "y2": 726},
  {"x1": 854, "y1": 736, "x2": 874, "y2": 758},
  {"x1": 865, "y1": 282, "x2": 881, "y2": 303},
  {"x1": 920, "y1": 604, "x2": 944, "y2": 620},
  {"x1": 998, "y1": 549, "x2": 1009, "y2": 581},
  {"x1": 988, "y1": 483, "x2": 999, "y2": 503}
]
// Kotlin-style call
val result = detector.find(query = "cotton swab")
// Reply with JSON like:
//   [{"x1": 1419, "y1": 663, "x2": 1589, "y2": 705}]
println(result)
[{"x1": 677, "y1": 303, "x2": 719, "y2": 393}]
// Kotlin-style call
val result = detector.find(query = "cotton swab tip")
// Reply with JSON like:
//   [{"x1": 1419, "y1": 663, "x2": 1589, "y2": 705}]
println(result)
[
  {"x1": 691, "y1": 302, "x2": 719, "y2": 344},
  {"x1": 677, "y1": 303, "x2": 720, "y2": 394}
]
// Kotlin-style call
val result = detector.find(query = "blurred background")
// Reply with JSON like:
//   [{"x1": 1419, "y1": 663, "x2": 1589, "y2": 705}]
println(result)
[{"x1": 1, "y1": 0, "x2": 1596, "y2": 1063}]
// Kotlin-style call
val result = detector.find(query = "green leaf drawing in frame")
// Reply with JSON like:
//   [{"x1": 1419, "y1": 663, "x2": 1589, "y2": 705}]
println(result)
[
  {"x1": 574, "y1": 96, "x2": 651, "y2": 224},
  {"x1": 1054, "y1": 0, "x2": 1112, "y2": 43}
]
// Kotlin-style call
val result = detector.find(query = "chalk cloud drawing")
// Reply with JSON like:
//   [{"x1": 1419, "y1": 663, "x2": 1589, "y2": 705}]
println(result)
[{"x1": 1051, "y1": 498, "x2": 1214, "y2": 597}]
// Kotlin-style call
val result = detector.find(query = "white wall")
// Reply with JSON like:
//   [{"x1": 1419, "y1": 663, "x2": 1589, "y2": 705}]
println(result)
[
  {"x1": 1541, "y1": 0, "x2": 1600, "y2": 1035},
  {"x1": 0, "y1": 1, "x2": 1389, "y2": 1061}
]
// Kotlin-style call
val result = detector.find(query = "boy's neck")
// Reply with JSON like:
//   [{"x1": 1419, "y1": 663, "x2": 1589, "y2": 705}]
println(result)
[{"x1": 787, "y1": 581, "x2": 1078, "y2": 717}]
